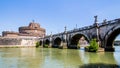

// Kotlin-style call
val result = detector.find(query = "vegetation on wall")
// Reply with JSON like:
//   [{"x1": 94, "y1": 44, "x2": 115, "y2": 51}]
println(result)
[
  {"x1": 36, "y1": 41, "x2": 40, "y2": 48},
  {"x1": 44, "y1": 44, "x2": 49, "y2": 48},
  {"x1": 77, "y1": 41, "x2": 80, "y2": 49}
]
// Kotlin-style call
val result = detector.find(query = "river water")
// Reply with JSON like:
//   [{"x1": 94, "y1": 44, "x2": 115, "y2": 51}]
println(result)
[{"x1": 0, "y1": 46, "x2": 120, "y2": 68}]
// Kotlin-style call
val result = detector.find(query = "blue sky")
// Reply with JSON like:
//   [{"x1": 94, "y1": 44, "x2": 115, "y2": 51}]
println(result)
[{"x1": 0, "y1": 0, "x2": 120, "y2": 39}]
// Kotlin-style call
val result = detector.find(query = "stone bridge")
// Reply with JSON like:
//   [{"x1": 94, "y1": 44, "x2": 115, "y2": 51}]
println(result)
[{"x1": 40, "y1": 16, "x2": 120, "y2": 51}]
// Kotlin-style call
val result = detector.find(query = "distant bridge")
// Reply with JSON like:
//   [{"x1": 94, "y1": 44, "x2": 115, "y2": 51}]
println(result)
[
  {"x1": 114, "y1": 40, "x2": 120, "y2": 45},
  {"x1": 40, "y1": 16, "x2": 120, "y2": 51}
]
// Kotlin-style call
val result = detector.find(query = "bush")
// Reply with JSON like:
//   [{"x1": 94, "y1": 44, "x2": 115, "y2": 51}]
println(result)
[
  {"x1": 77, "y1": 42, "x2": 80, "y2": 49},
  {"x1": 44, "y1": 44, "x2": 49, "y2": 48},
  {"x1": 86, "y1": 39, "x2": 99, "y2": 52},
  {"x1": 36, "y1": 42, "x2": 40, "y2": 48}
]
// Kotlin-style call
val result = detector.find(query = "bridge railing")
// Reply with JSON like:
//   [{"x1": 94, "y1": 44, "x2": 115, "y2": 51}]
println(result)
[
  {"x1": 58, "y1": 18, "x2": 120, "y2": 34},
  {"x1": 44, "y1": 18, "x2": 120, "y2": 38},
  {"x1": 67, "y1": 25, "x2": 95, "y2": 33},
  {"x1": 52, "y1": 32, "x2": 64, "y2": 36},
  {"x1": 98, "y1": 18, "x2": 120, "y2": 27}
]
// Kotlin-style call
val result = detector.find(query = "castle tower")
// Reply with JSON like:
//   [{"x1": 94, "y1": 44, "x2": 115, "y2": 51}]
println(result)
[{"x1": 19, "y1": 21, "x2": 46, "y2": 37}]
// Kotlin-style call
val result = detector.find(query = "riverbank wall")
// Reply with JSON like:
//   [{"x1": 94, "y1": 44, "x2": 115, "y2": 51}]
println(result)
[{"x1": 0, "y1": 37, "x2": 40, "y2": 47}]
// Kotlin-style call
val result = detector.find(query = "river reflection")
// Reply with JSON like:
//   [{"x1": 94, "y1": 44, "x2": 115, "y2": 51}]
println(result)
[{"x1": 0, "y1": 47, "x2": 120, "y2": 68}]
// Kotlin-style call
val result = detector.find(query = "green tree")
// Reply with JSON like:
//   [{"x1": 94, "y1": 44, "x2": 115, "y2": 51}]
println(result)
[
  {"x1": 86, "y1": 39, "x2": 99, "y2": 52},
  {"x1": 36, "y1": 42, "x2": 40, "y2": 48}
]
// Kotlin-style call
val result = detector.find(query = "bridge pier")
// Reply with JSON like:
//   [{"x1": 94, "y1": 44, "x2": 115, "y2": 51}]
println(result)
[
  {"x1": 62, "y1": 42, "x2": 67, "y2": 49},
  {"x1": 105, "y1": 47, "x2": 115, "y2": 52},
  {"x1": 59, "y1": 42, "x2": 67, "y2": 49},
  {"x1": 48, "y1": 43, "x2": 52, "y2": 48}
]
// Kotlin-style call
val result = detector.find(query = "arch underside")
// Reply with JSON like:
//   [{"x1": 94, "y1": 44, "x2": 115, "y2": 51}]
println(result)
[
  {"x1": 53, "y1": 37, "x2": 62, "y2": 48},
  {"x1": 105, "y1": 27, "x2": 120, "y2": 51},
  {"x1": 44, "y1": 39, "x2": 50, "y2": 47},
  {"x1": 68, "y1": 34, "x2": 89, "y2": 49},
  {"x1": 39, "y1": 41, "x2": 42, "y2": 45}
]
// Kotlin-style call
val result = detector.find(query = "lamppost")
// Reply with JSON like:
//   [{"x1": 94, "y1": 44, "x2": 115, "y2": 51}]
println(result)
[{"x1": 76, "y1": 24, "x2": 77, "y2": 29}]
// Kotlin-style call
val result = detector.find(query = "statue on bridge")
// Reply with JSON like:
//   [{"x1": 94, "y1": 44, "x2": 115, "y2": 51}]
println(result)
[{"x1": 94, "y1": 15, "x2": 98, "y2": 23}]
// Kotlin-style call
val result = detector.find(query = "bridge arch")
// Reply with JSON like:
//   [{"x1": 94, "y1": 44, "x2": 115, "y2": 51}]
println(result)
[
  {"x1": 53, "y1": 37, "x2": 62, "y2": 48},
  {"x1": 44, "y1": 39, "x2": 50, "y2": 47},
  {"x1": 68, "y1": 33, "x2": 89, "y2": 49},
  {"x1": 39, "y1": 40, "x2": 42, "y2": 46},
  {"x1": 105, "y1": 26, "x2": 120, "y2": 51}
]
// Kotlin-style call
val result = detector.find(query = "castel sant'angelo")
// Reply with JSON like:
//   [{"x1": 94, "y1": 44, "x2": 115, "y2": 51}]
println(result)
[
  {"x1": 0, "y1": 21, "x2": 46, "y2": 47},
  {"x1": 2, "y1": 21, "x2": 46, "y2": 37}
]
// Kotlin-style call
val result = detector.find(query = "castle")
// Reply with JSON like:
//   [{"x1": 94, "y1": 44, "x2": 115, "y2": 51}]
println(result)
[
  {"x1": 0, "y1": 21, "x2": 46, "y2": 47},
  {"x1": 2, "y1": 21, "x2": 46, "y2": 37}
]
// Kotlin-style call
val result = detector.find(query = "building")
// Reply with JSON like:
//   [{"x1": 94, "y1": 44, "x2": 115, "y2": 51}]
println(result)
[
  {"x1": 2, "y1": 31, "x2": 19, "y2": 37},
  {"x1": 2, "y1": 21, "x2": 46, "y2": 37}
]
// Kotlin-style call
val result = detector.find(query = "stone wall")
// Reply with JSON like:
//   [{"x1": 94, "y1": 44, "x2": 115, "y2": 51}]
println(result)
[
  {"x1": 0, "y1": 37, "x2": 40, "y2": 47},
  {"x1": 2, "y1": 31, "x2": 19, "y2": 37},
  {"x1": 0, "y1": 38, "x2": 21, "y2": 45}
]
